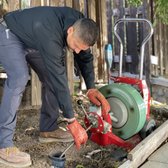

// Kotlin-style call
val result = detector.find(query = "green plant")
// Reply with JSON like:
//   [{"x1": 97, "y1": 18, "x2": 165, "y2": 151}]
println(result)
[
  {"x1": 126, "y1": 0, "x2": 168, "y2": 25},
  {"x1": 127, "y1": 0, "x2": 142, "y2": 6},
  {"x1": 155, "y1": 0, "x2": 168, "y2": 24}
]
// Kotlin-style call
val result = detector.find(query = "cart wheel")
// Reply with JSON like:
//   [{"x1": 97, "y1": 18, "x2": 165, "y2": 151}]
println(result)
[{"x1": 139, "y1": 119, "x2": 156, "y2": 139}]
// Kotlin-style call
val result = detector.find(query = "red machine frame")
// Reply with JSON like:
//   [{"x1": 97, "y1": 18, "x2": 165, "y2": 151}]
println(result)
[{"x1": 84, "y1": 18, "x2": 154, "y2": 150}]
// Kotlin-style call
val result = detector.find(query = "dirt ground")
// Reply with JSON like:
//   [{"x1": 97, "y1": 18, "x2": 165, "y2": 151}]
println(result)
[
  {"x1": 0, "y1": 95, "x2": 167, "y2": 168},
  {"x1": 0, "y1": 97, "x2": 124, "y2": 168}
]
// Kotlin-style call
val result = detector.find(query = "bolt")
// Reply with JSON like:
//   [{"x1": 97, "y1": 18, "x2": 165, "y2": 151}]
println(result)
[{"x1": 106, "y1": 89, "x2": 112, "y2": 94}]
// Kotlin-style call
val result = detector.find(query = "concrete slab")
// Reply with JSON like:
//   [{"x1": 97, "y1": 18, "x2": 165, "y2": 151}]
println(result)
[
  {"x1": 148, "y1": 143, "x2": 168, "y2": 163},
  {"x1": 140, "y1": 161, "x2": 168, "y2": 168}
]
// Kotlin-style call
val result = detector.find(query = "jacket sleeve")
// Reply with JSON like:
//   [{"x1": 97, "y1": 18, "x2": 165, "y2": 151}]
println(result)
[
  {"x1": 33, "y1": 21, "x2": 74, "y2": 119},
  {"x1": 74, "y1": 49, "x2": 95, "y2": 89}
]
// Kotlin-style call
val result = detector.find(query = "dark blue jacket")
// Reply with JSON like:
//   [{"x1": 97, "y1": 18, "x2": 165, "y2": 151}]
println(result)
[{"x1": 4, "y1": 6, "x2": 95, "y2": 118}]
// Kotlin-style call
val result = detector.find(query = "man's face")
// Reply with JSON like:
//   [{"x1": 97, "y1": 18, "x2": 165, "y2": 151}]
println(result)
[{"x1": 67, "y1": 27, "x2": 89, "y2": 54}]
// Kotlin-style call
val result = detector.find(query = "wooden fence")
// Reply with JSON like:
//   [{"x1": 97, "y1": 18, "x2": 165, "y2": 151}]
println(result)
[
  {"x1": 0, "y1": 0, "x2": 108, "y2": 106},
  {"x1": 106, "y1": 0, "x2": 168, "y2": 86},
  {"x1": 107, "y1": 0, "x2": 152, "y2": 85},
  {"x1": 0, "y1": 0, "x2": 168, "y2": 107}
]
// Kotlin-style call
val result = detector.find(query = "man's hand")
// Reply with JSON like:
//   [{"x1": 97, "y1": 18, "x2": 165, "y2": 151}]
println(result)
[
  {"x1": 86, "y1": 89, "x2": 111, "y2": 118},
  {"x1": 67, "y1": 120, "x2": 88, "y2": 149}
]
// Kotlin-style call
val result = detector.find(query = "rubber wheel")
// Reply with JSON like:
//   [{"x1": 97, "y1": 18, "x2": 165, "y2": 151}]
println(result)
[{"x1": 139, "y1": 119, "x2": 156, "y2": 139}]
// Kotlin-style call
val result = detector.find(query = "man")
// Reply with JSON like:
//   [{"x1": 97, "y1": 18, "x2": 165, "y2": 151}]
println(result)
[{"x1": 0, "y1": 6, "x2": 110, "y2": 167}]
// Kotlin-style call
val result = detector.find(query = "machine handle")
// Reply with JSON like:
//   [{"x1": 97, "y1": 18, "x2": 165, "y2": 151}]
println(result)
[
  {"x1": 77, "y1": 99, "x2": 89, "y2": 118},
  {"x1": 114, "y1": 18, "x2": 154, "y2": 79}
]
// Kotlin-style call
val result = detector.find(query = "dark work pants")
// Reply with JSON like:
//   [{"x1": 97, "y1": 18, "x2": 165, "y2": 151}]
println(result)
[{"x1": 26, "y1": 52, "x2": 59, "y2": 132}]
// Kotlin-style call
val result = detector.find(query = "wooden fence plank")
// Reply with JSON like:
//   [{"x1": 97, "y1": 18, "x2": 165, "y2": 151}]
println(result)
[
  {"x1": 42, "y1": 0, "x2": 50, "y2": 6},
  {"x1": 77, "y1": 0, "x2": 88, "y2": 90},
  {"x1": 64, "y1": 0, "x2": 74, "y2": 94},
  {"x1": 153, "y1": 19, "x2": 160, "y2": 76},
  {"x1": 150, "y1": 1, "x2": 167, "y2": 77},
  {"x1": 163, "y1": 24, "x2": 166, "y2": 75},
  {"x1": 66, "y1": 50, "x2": 74, "y2": 94},
  {"x1": 165, "y1": 26, "x2": 168, "y2": 76},
  {"x1": 106, "y1": 0, "x2": 112, "y2": 44},
  {"x1": 149, "y1": 0, "x2": 156, "y2": 77},
  {"x1": 31, "y1": 69, "x2": 41, "y2": 106},
  {"x1": 30, "y1": 0, "x2": 41, "y2": 7},
  {"x1": 142, "y1": 0, "x2": 150, "y2": 86},
  {"x1": 94, "y1": 0, "x2": 103, "y2": 82},
  {"x1": 99, "y1": 0, "x2": 108, "y2": 82},
  {"x1": 73, "y1": 0, "x2": 80, "y2": 10},
  {"x1": 159, "y1": 21, "x2": 164, "y2": 76},
  {"x1": 65, "y1": 0, "x2": 72, "y2": 7},
  {"x1": 87, "y1": 0, "x2": 99, "y2": 83},
  {"x1": 50, "y1": 0, "x2": 64, "y2": 6},
  {"x1": 126, "y1": 7, "x2": 138, "y2": 73},
  {"x1": 113, "y1": 0, "x2": 125, "y2": 73},
  {"x1": 7, "y1": 0, "x2": 20, "y2": 11},
  {"x1": 24, "y1": 1, "x2": 41, "y2": 106}
]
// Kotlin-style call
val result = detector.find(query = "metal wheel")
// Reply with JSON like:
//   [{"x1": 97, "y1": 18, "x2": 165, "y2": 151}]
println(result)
[{"x1": 99, "y1": 83, "x2": 146, "y2": 140}]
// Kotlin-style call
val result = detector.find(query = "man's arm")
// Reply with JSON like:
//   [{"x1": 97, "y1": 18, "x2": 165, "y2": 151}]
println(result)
[
  {"x1": 74, "y1": 49, "x2": 95, "y2": 89},
  {"x1": 74, "y1": 49, "x2": 111, "y2": 120},
  {"x1": 34, "y1": 21, "x2": 74, "y2": 119}
]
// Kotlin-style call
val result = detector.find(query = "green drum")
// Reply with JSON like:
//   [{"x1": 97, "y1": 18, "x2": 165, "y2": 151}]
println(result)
[{"x1": 99, "y1": 83, "x2": 146, "y2": 140}]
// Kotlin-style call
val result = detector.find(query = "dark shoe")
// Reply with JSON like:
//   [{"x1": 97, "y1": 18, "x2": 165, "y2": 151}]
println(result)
[
  {"x1": 0, "y1": 147, "x2": 32, "y2": 167},
  {"x1": 39, "y1": 128, "x2": 74, "y2": 143}
]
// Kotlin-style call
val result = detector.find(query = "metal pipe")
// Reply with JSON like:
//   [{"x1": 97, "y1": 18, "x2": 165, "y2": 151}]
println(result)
[
  {"x1": 59, "y1": 124, "x2": 93, "y2": 158},
  {"x1": 77, "y1": 99, "x2": 89, "y2": 118},
  {"x1": 114, "y1": 18, "x2": 154, "y2": 79}
]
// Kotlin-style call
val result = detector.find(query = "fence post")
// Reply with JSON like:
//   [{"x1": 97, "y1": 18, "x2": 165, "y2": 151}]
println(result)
[
  {"x1": 165, "y1": 25, "x2": 168, "y2": 75},
  {"x1": 106, "y1": 0, "x2": 112, "y2": 44},
  {"x1": 125, "y1": 7, "x2": 138, "y2": 73},
  {"x1": 112, "y1": 0, "x2": 125, "y2": 73}
]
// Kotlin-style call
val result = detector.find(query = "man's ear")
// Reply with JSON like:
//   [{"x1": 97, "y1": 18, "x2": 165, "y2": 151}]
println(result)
[{"x1": 67, "y1": 26, "x2": 74, "y2": 35}]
